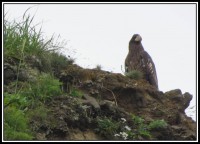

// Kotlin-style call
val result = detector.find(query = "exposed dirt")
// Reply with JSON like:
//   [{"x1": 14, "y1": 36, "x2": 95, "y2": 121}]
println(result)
[{"x1": 4, "y1": 62, "x2": 197, "y2": 141}]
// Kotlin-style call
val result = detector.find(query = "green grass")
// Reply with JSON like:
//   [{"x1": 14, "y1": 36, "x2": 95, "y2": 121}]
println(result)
[
  {"x1": 70, "y1": 88, "x2": 83, "y2": 98},
  {"x1": 4, "y1": 92, "x2": 28, "y2": 109},
  {"x1": 4, "y1": 10, "x2": 73, "y2": 74},
  {"x1": 125, "y1": 70, "x2": 144, "y2": 80},
  {"x1": 131, "y1": 114, "x2": 151, "y2": 139},
  {"x1": 4, "y1": 13, "x2": 47, "y2": 60},
  {"x1": 4, "y1": 107, "x2": 33, "y2": 140},
  {"x1": 27, "y1": 103, "x2": 49, "y2": 122},
  {"x1": 96, "y1": 117, "x2": 120, "y2": 138},
  {"x1": 129, "y1": 114, "x2": 168, "y2": 139},
  {"x1": 131, "y1": 114, "x2": 145, "y2": 125},
  {"x1": 31, "y1": 73, "x2": 62, "y2": 98},
  {"x1": 95, "y1": 115, "x2": 168, "y2": 140},
  {"x1": 95, "y1": 64, "x2": 102, "y2": 70},
  {"x1": 148, "y1": 119, "x2": 168, "y2": 130},
  {"x1": 50, "y1": 52, "x2": 74, "y2": 75},
  {"x1": 3, "y1": 73, "x2": 62, "y2": 140},
  {"x1": 21, "y1": 73, "x2": 63, "y2": 105},
  {"x1": 3, "y1": 8, "x2": 73, "y2": 140}
]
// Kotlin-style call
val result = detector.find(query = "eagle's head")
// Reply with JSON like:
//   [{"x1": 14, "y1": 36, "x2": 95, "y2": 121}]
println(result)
[{"x1": 130, "y1": 34, "x2": 142, "y2": 43}]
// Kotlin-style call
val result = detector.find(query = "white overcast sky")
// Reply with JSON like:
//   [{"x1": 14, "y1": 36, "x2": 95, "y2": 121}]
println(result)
[{"x1": 3, "y1": 3, "x2": 197, "y2": 120}]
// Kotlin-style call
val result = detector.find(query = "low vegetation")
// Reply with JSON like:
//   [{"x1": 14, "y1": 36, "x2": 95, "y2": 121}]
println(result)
[
  {"x1": 95, "y1": 64, "x2": 102, "y2": 70},
  {"x1": 3, "y1": 9, "x2": 71, "y2": 140},
  {"x1": 148, "y1": 119, "x2": 168, "y2": 130},
  {"x1": 4, "y1": 10, "x2": 73, "y2": 74},
  {"x1": 125, "y1": 70, "x2": 144, "y2": 80},
  {"x1": 96, "y1": 117, "x2": 120, "y2": 139},
  {"x1": 70, "y1": 88, "x2": 84, "y2": 98},
  {"x1": 4, "y1": 107, "x2": 33, "y2": 140},
  {"x1": 95, "y1": 114, "x2": 168, "y2": 140}
]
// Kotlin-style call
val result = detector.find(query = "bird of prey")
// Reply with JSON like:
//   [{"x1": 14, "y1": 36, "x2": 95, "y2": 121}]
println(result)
[{"x1": 125, "y1": 34, "x2": 158, "y2": 89}]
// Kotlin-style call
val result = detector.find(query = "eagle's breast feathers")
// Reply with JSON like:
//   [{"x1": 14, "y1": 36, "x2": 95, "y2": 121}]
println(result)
[{"x1": 125, "y1": 34, "x2": 158, "y2": 89}]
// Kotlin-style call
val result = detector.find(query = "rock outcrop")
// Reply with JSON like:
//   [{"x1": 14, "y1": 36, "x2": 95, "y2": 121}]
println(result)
[{"x1": 4, "y1": 62, "x2": 196, "y2": 141}]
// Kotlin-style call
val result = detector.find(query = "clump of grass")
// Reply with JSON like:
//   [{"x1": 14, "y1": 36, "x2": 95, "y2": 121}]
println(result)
[
  {"x1": 4, "y1": 9, "x2": 72, "y2": 74},
  {"x1": 25, "y1": 73, "x2": 63, "y2": 104},
  {"x1": 125, "y1": 70, "x2": 144, "y2": 80},
  {"x1": 70, "y1": 88, "x2": 83, "y2": 98},
  {"x1": 27, "y1": 103, "x2": 49, "y2": 122},
  {"x1": 148, "y1": 119, "x2": 168, "y2": 130},
  {"x1": 50, "y1": 52, "x2": 73, "y2": 75},
  {"x1": 4, "y1": 73, "x2": 63, "y2": 108},
  {"x1": 95, "y1": 64, "x2": 102, "y2": 70},
  {"x1": 3, "y1": 73, "x2": 62, "y2": 140},
  {"x1": 96, "y1": 117, "x2": 120, "y2": 138},
  {"x1": 4, "y1": 92, "x2": 28, "y2": 109},
  {"x1": 105, "y1": 114, "x2": 168, "y2": 140},
  {"x1": 4, "y1": 13, "x2": 48, "y2": 61},
  {"x1": 4, "y1": 107, "x2": 33, "y2": 140},
  {"x1": 131, "y1": 114, "x2": 145, "y2": 125},
  {"x1": 131, "y1": 114, "x2": 151, "y2": 139}
]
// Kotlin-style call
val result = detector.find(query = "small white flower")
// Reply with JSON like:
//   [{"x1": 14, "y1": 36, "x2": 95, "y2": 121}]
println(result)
[
  {"x1": 120, "y1": 132, "x2": 128, "y2": 136},
  {"x1": 114, "y1": 134, "x2": 120, "y2": 137},
  {"x1": 121, "y1": 118, "x2": 126, "y2": 123},
  {"x1": 120, "y1": 132, "x2": 128, "y2": 140},
  {"x1": 124, "y1": 125, "x2": 131, "y2": 131}
]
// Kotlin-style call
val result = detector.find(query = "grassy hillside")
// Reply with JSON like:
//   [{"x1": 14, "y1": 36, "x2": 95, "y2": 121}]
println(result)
[{"x1": 3, "y1": 11, "x2": 73, "y2": 140}]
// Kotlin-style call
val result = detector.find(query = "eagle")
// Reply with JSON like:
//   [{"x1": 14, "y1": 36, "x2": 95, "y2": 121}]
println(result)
[{"x1": 125, "y1": 34, "x2": 158, "y2": 89}]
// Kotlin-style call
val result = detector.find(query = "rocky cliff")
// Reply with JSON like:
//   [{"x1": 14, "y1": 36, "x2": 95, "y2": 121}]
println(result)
[{"x1": 4, "y1": 61, "x2": 196, "y2": 141}]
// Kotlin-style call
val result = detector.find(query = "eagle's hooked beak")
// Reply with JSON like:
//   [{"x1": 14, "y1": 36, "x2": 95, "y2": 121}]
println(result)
[{"x1": 135, "y1": 35, "x2": 142, "y2": 42}]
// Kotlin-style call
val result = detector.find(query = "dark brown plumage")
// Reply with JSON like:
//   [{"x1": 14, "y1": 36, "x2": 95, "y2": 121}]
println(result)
[{"x1": 125, "y1": 34, "x2": 158, "y2": 89}]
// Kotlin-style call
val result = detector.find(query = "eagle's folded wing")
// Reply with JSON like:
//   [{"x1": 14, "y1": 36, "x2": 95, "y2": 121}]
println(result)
[{"x1": 140, "y1": 51, "x2": 158, "y2": 89}]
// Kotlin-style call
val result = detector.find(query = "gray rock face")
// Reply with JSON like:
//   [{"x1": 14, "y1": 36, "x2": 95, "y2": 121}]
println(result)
[
  {"x1": 81, "y1": 94, "x2": 100, "y2": 110},
  {"x1": 165, "y1": 89, "x2": 193, "y2": 112},
  {"x1": 4, "y1": 63, "x2": 17, "y2": 84},
  {"x1": 182, "y1": 92, "x2": 193, "y2": 110}
]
